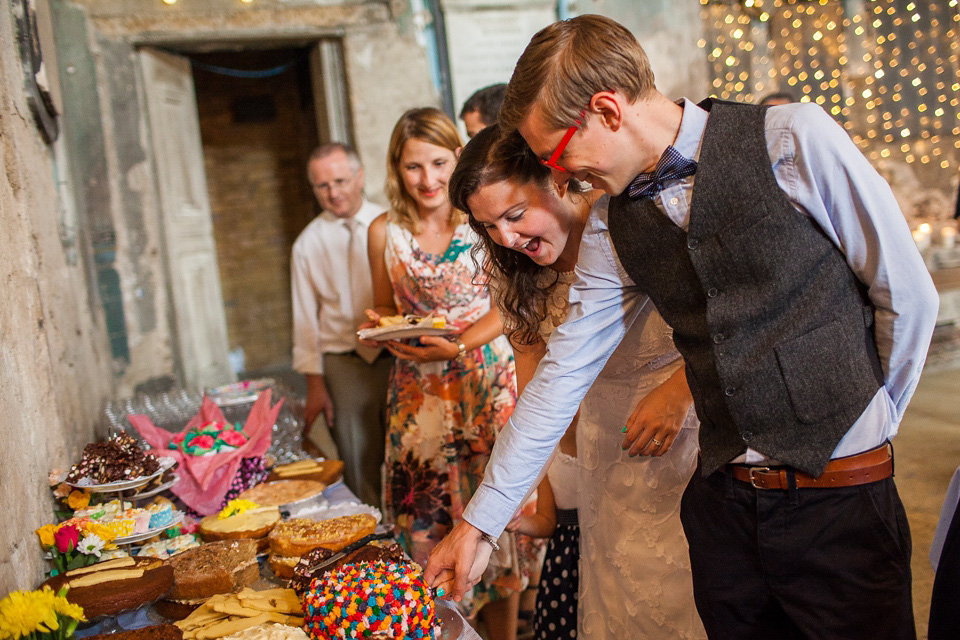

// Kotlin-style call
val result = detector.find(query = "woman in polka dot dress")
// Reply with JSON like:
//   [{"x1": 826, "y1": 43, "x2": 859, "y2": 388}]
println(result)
[{"x1": 506, "y1": 424, "x2": 580, "y2": 639}]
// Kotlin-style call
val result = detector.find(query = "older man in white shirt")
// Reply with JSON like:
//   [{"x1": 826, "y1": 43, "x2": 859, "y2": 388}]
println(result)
[{"x1": 291, "y1": 143, "x2": 390, "y2": 507}]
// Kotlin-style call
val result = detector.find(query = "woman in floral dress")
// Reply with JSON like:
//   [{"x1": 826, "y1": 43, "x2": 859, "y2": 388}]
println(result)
[{"x1": 360, "y1": 107, "x2": 523, "y2": 638}]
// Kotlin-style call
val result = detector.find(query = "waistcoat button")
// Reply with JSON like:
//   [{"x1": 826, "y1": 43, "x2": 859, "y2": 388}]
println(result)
[
  {"x1": 713, "y1": 334, "x2": 724, "y2": 344},
  {"x1": 687, "y1": 238, "x2": 699, "y2": 250},
  {"x1": 707, "y1": 287, "x2": 718, "y2": 298},
  {"x1": 725, "y1": 387, "x2": 736, "y2": 396}
]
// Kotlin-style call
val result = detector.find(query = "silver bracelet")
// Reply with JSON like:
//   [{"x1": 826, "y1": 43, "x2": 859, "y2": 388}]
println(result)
[
  {"x1": 479, "y1": 532, "x2": 500, "y2": 552},
  {"x1": 457, "y1": 341, "x2": 467, "y2": 357}
]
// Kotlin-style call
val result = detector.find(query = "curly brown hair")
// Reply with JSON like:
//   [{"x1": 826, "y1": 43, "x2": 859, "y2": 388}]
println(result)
[{"x1": 449, "y1": 124, "x2": 581, "y2": 345}]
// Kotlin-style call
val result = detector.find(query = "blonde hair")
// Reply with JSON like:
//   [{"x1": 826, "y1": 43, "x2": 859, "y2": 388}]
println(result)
[
  {"x1": 385, "y1": 107, "x2": 465, "y2": 234},
  {"x1": 499, "y1": 14, "x2": 656, "y2": 132}
]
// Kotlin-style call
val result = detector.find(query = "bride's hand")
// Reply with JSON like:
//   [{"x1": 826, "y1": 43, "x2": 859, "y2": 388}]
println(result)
[{"x1": 621, "y1": 366, "x2": 693, "y2": 457}]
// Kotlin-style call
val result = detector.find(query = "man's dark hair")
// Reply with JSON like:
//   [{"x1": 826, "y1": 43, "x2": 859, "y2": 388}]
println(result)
[{"x1": 458, "y1": 83, "x2": 508, "y2": 126}]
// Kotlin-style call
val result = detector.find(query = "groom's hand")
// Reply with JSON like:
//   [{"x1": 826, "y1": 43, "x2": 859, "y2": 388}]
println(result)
[{"x1": 425, "y1": 521, "x2": 493, "y2": 601}]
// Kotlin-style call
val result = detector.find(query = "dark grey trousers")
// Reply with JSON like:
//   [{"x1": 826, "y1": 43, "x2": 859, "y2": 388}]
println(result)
[{"x1": 309, "y1": 352, "x2": 392, "y2": 508}]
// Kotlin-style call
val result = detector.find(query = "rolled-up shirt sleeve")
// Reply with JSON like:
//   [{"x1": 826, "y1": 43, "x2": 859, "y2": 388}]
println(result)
[
  {"x1": 773, "y1": 103, "x2": 939, "y2": 423},
  {"x1": 291, "y1": 247, "x2": 325, "y2": 376},
  {"x1": 463, "y1": 201, "x2": 653, "y2": 536}
]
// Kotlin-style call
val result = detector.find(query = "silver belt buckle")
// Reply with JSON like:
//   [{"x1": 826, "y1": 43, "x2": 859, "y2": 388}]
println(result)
[{"x1": 748, "y1": 466, "x2": 772, "y2": 489}]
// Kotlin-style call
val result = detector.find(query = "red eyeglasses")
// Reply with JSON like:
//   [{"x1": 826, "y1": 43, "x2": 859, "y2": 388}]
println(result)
[{"x1": 540, "y1": 109, "x2": 586, "y2": 173}]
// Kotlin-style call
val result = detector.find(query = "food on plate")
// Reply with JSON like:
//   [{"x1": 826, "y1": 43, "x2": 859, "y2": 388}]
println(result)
[
  {"x1": 41, "y1": 556, "x2": 174, "y2": 619},
  {"x1": 85, "y1": 624, "x2": 184, "y2": 639},
  {"x1": 73, "y1": 497, "x2": 177, "y2": 538},
  {"x1": 377, "y1": 314, "x2": 407, "y2": 327},
  {"x1": 175, "y1": 589, "x2": 304, "y2": 640},
  {"x1": 236, "y1": 479, "x2": 325, "y2": 507},
  {"x1": 199, "y1": 501, "x2": 281, "y2": 550},
  {"x1": 65, "y1": 433, "x2": 160, "y2": 485},
  {"x1": 302, "y1": 560, "x2": 437, "y2": 639},
  {"x1": 267, "y1": 459, "x2": 343, "y2": 485},
  {"x1": 289, "y1": 541, "x2": 407, "y2": 597},
  {"x1": 137, "y1": 533, "x2": 201, "y2": 559},
  {"x1": 267, "y1": 514, "x2": 377, "y2": 580},
  {"x1": 154, "y1": 539, "x2": 259, "y2": 620},
  {"x1": 378, "y1": 314, "x2": 446, "y2": 329},
  {"x1": 147, "y1": 497, "x2": 175, "y2": 529}
]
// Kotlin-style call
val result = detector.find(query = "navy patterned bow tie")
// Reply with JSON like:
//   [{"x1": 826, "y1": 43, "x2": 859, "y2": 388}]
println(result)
[{"x1": 627, "y1": 146, "x2": 698, "y2": 200}]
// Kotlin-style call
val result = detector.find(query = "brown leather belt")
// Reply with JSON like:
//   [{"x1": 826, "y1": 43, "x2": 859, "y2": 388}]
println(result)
[{"x1": 727, "y1": 443, "x2": 893, "y2": 489}]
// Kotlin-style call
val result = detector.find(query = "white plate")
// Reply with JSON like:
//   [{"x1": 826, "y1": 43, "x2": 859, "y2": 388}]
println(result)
[
  {"x1": 113, "y1": 511, "x2": 184, "y2": 546},
  {"x1": 65, "y1": 456, "x2": 177, "y2": 492},
  {"x1": 126, "y1": 476, "x2": 179, "y2": 500},
  {"x1": 292, "y1": 500, "x2": 382, "y2": 523},
  {"x1": 357, "y1": 325, "x2": 453, "y2": 341},
  {"x1": 207, "y1": 378, "x2": 275, "y2": 407}
]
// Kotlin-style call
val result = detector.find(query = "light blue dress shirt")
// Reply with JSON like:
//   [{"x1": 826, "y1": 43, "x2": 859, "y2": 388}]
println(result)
[{"x1": 464, "y1": 99, "x2": 940, "y2": 537}]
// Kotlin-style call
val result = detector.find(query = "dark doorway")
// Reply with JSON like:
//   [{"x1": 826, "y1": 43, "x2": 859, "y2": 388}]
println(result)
[{"x1": 191, "y1": 47, "x2": 320, "y2": 373}]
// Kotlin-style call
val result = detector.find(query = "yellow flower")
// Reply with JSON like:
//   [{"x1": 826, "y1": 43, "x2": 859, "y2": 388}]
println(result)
[
  {"x1": 82, "y1": 521, "x2": 118, "y2": 544},
  {"x1": 35, "y1": 524, "x2": 57, "y2": 548},
  {"x1": 66, "y1": 490, "x2": 90, "y2": 510},
  {"x1": 0, "y1": 589, "x2": 57, "y2": 638},
  {"x1": 50, "y1": 591, "x2": 84, "y2": 621},
  {"x1": 0, "y1": 587, "x2": 85, "y2": 639},
  {"x1": 218, "y1": 499, "x2": 260, "y2": 519}
]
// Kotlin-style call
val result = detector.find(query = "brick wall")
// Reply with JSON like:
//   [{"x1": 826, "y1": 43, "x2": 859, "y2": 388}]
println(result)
[{"x1": 195, "y1": 49, "x2": 319, "y2": 371}]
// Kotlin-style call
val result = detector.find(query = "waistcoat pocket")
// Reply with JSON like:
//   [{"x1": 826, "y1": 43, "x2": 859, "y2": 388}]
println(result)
[{"x1": 774, "y1": 319, "x2": 869, "y2": 424}]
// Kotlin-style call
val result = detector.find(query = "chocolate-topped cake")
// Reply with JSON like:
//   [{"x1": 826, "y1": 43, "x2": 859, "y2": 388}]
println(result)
[
  {"x1": 289, "y1": 541, "x2": 407, "y2": 597},
  {"x1": 66, "y1": 433, "x2": 160, "y2": 484}
]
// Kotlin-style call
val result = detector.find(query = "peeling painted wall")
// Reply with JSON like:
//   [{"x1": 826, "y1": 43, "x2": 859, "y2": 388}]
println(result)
[
  {"x1": 345, "y1": 21, "x2": 439, "y2": 199},
  {"x1": 53, "y1": 0, "x2": 434, "y2": 393},
  {"x1": 0, "y1": 0, "x2": 113, "y2": 592}
]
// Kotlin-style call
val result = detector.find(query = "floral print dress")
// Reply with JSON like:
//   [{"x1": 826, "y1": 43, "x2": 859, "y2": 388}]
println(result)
[{"x1": 382, "y1": 220, "x2": 520, "y2": 618}]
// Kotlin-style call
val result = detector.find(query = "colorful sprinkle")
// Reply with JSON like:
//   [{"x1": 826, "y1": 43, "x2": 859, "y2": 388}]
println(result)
[{"x1": 303, "y1": 560, "x2": 438, "y2": 639}]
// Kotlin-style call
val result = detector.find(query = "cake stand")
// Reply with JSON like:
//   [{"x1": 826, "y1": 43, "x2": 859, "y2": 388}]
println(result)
[
  {"x1": 112, "y1": 511, "x2": 185, "y2": 547},
  {"x1": 64, "y1": 456, "x2": 177, "y2": 498}
]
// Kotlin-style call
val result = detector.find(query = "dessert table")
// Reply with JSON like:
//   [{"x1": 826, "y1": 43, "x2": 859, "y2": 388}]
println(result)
[{"x1": 72, "y1": 480, "x2": 479, "y2": 639}]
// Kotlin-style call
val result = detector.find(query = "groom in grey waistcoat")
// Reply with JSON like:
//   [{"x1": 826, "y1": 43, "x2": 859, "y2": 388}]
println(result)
[{"x1": 426, "y1": 14, "x2": 939, "y2": 640}]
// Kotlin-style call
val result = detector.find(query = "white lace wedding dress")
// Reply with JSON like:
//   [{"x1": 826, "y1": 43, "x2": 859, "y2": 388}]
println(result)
[{"x1": 539, "y1": 270, "x2": 706, "y2": 640}]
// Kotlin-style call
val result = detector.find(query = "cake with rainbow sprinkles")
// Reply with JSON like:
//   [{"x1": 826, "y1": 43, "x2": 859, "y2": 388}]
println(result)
[{"x1": 302, "y1": 560, "x2": 438, "y2": 639}]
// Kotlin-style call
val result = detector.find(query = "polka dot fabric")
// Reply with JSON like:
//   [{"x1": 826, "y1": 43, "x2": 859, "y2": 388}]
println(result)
[
  {"x1": 303, "y1": 560, "x2": 438, "y2": 639},
  {"x1": 535, "y1": 523, "x2": 579, "y2": 639}
]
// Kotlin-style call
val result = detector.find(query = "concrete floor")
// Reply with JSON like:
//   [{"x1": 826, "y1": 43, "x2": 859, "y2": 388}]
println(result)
[{"x1": 893, "y1": 365, "x2": 960, "y2": 639}]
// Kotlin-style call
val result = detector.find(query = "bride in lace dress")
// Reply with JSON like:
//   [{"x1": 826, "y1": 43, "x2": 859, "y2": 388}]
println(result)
[{"x1": 449, "y1": 126, "x2": 706, "y2": 639}]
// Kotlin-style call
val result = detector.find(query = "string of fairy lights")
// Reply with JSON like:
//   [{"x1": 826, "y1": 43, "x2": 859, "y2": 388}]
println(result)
[{"x1": 700, "y1": 0, "x2": 960, "y2": 173}]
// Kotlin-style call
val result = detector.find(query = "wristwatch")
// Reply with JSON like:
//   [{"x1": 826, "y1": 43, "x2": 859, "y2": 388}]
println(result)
[{"x1": 456, "y1": 341, "x2": 467, "y2": 357}]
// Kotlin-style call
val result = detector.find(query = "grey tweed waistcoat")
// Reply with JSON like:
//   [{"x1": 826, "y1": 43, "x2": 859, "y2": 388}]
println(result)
[{"x1": 607, "y1": 99, "x2": 883, "y2": 476}]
